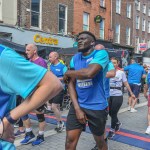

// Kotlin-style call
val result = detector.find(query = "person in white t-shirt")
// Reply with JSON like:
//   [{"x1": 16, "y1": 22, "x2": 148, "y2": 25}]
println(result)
[{"x1": 107, "y1": 57, "x2": 135, "y2": 139}]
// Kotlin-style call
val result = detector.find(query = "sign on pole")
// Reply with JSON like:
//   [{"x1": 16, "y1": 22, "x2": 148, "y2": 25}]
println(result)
[{"x1": 139, "y1": 43, "x2": 147, "y2": 51}]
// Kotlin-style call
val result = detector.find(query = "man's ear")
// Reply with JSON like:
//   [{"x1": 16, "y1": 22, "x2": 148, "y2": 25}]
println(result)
[{"x1": 91, "y1": 41, "x2": 95, "y2": 46}]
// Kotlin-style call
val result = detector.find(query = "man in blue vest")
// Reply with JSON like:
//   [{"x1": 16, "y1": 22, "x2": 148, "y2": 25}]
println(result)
[
  {"x1": 64, "y1": 31, "x2": 109, "y2": 150},
  {"x1": 0, "y1": 45, "x2": 62, "y2": 150},
  {"x1": 49, "y1": 51, "x2": 67, "y2": 132}
]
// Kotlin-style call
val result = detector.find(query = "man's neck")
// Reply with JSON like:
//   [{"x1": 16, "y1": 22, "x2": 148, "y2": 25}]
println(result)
[
  {"x1": 31, "y1": 54, "x2": 39, "y2": 61},
  {"x1": 53, "y1": 60, "x2": 59, "y2": 65},
  {"x1": 82, "y1": 47, "x2": 94, "y2": 56}
]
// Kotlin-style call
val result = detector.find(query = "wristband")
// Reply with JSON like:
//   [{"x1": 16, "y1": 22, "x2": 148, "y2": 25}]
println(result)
[
  {"x1": 5, "y1": 112, "x2": 18, "y2": 124},
  {"x1": 0, "y1": 119, "x2": 4, "y2": 139}
]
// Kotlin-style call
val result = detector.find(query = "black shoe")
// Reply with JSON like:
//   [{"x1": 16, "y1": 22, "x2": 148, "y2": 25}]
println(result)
[
  {"x1": 115, "y1": 122, "x2": 122, "y2": 132},
  {"x1": 107, "y1": 131, "x2": 115, "y2": 139},
  {"x1": 91, "y1": 145, "x2": 98, "y2": 150},
  {"x1": 137, "y1": 99, "x2": 140, "y2": 104}
]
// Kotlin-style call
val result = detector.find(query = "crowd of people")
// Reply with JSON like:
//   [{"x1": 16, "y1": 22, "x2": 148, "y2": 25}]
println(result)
[{"x1": 0, "y1": 31, "x2": 150, "y2": 150}]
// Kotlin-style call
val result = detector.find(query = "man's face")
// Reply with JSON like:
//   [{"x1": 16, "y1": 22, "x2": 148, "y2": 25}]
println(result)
[
  {"x1": 49, "y1": 53, "x2": 56, "y2": 64},
  {"x1": 25, "y1": 45, "x2": 35, "y2": 59},
  {"x1": 77, "y1": 34, "x2": 93, "y2": 52}
]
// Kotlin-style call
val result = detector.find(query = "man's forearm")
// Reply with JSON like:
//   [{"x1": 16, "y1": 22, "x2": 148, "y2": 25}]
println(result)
[
  {"x1": 7, "y1": 72, "x2": 63, "y2": 121},
  {"x1": 68, "y1": 79, "x2": 80, "y2": 110},
  {"x1": 124, "y1": 82, "x2": 133, "y2": 95}
]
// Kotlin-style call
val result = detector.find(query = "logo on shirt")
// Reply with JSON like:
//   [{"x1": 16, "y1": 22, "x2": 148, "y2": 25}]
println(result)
[
  {"x1": 56, "y1": 69, "x2": 61, "y2": 72},
  {"x1": 86, "y1": 57, "x2": 93, "y2": 63},
  {"x1": 77, "y1": 79, "x2": 93, "y2": 88}
]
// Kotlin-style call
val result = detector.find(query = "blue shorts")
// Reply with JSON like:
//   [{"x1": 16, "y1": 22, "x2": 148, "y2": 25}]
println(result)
[{"x1": 128, "y1": 84, "x2": 141, "y2": 98}]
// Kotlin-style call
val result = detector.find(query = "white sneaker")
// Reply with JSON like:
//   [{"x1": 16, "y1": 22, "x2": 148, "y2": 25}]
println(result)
[
  {"x1": 128, "y1": 106, "x2": 131, "y2": 111},
  {"x1": 145, "y1": 127, "x2": 150, "y2": 135},
  {"x1": 130, "y1": 108, "x2": 137, "y2": 113}
]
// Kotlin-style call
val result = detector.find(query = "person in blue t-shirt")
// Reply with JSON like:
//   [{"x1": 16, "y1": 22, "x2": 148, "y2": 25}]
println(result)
[
  {"x1": 123, "y1": 59, "x2": 146, "y2": 112},
  {"x1": 49, "y1": 51, "x2": 68, "y2": 132},
  {"x1": 0, "y1": 44, "x2": 63, "y2": 150},
  {"x1": 64, "y1": 31, "x2": 109, "y2": 150}
]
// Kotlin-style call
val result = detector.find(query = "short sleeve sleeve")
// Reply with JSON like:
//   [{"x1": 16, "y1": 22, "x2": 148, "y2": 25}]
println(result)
[
  {"x1": 63, "y1": 66, "x2": 68, "y2": 74},
  {"x1": 108, "y1": 62, "x2": 115, "y2": 71},
  {"x1": 124, "y1": 65, "x2": 129, "y2": 71},
  {"x1": 70, "y1": 57, "x2": 74, "y2": 69},
  {"x1": 89, "y1": 50, "x2": 109, "y2": 69}
]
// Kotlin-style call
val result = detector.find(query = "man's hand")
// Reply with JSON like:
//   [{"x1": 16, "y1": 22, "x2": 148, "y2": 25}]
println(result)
[
  {"x1": 75, "y1": 108, "x2": 87, "y2": 124},
  {"x1": 131, "y1": 93, "x2": 136, "y2": 99},
  {"x1": 63, "y1": 74, "x2": 69, "y2": 84},
  {"x1": 1, "y1": 117, "x2": 15, "y2": 143}
]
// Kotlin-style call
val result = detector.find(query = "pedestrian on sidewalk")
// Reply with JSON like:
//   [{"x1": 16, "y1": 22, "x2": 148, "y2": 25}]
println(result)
[
  {"x1": 107, "y1": 57, "x2": 135, "y2": 139},
  {"x1": 48, "y1": 51, "x2": 67, "y2": 132},
  {"x1": 0, "y1": 44, "x2": 62, "y2": 150},
  {"x1": 64, "y1": 31, "x2": 109, "y2": 150},
  {"x1": 123, "y1": 59, "x2": 146, "y2": 112}
]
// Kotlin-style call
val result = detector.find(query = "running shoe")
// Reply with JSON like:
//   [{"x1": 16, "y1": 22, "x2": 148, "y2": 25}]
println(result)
[
  {"x1": 130, "y1": 108, "x2": 137, "y2": 113},
  {"x1": 145, "y1": 127, "x2": 150, "y2": 135},
  {"x1": 107, "y1": 131, "x2": 115, "y2": 139},
  {"x1": 91, "y1": 145, "x2": 98, "y2": 150},
  {"x1": 56, "y1": 122, "x2": 65, "y2": 132},
  {"x1": 20, "y1": 131, "x2": 35, "y2": 145},
  {"x1": 32, "y1": 134, "x2": 45, "y2": 146},
  {"x1": 115, "y1": 122, "x2": 122, "y2": 132},
  {"x1": 14, "y1": 130, "x2": 25, "y2": 137}
]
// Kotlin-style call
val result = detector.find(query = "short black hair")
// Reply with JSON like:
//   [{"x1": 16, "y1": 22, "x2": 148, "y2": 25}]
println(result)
[{"x1": 78, "y1": 31, "x2": 96, "y2": 41}]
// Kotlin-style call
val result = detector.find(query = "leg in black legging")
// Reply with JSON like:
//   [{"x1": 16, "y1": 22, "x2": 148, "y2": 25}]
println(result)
[{"x1": 109, "y1": 96, "x2": 123, "y2": 129}]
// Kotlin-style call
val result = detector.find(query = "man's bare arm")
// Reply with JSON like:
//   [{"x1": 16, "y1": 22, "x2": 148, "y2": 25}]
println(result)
[
  {"x1": 3, "y1": 71, "x2": 63, "y2": 129},
  {"x1": 65, "y1": 64, "x2": 101, "y2": 79},
  {"x1": 106, "y1": 70, "x2": 116, "y2": 78},
  {"x1": 68, "y1": 78, "x2": 87, "y2": 124}
]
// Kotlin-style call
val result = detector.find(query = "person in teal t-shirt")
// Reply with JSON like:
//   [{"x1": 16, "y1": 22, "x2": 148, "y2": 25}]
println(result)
[{"x1": 0, "y1": 44, "x2": 62, "y2": 150}]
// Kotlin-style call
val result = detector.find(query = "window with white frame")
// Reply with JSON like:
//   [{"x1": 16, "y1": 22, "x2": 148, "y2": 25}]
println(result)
[
  {"x1": 59, "y1": 4, "x2": 67, "y2": 33},
  {"x1": 31, "y1": 0, "x2": 41, "y2": 28},
  {"x1": 83, "y1": 12, "x2": 89, "y2": 31},
  {"x1": 136, "y1": 16, "x2": 140, "y2": 29},
  {"x1": 136, "y1": 1, "x2": 140, "y2": 11},
  {"x1": 142, "y1": 18, "x2": 146, "y2": 31},
  {"x1": 149, "y1": 8, "x2": 150, "y2": 16},
  {"x1": 100, "y1": 19, "x2": 105, "y2": 39},
  {"x1": 126, "y1": 27, "x2": 130, "y2": 45},
  {"x1": 127, "y1": 3, "x2": 131, "y2": 18},
  {"x1": 115, "y1": 24, "x2": 120, "y2": 43},
  {"x1": 116, "y1": 0, "x2": 121, "y2": 14},
  {"x1": 148, "y1": 21, "x2": 150, "y2": 33},
  {"x1": 100, "y1": 0, "x2": 105, "y2": 7},
  {"x1": 135, "y1": 37, "x2": 139, "y2": 52},
  {"x1": 143, "y1": 4, "x2": 146, "y2": 14}
]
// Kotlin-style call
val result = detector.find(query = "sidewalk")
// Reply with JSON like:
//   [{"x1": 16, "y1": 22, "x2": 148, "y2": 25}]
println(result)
[{"x1": 16, "y1": 93, "x2": 148, "y2": 150}]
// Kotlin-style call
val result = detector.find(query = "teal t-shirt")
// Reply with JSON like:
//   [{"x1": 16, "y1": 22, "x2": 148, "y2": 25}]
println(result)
[{"x1": 0, "y1": 45, "x2": 47, "y2": 149}]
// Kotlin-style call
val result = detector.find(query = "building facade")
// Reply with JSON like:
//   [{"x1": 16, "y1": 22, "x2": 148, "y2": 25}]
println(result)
[{"x1": 133, "y1": 0, "x2": 150, "y2": 53}]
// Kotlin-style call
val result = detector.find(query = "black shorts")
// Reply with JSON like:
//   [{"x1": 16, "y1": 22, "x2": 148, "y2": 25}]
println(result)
[
  {"x1": 128, "y1": 83, "x2": 141, "y2": 98},
  {"x1": 49, "y1": 90, "x2": 64, "y2": 105},
  {"x1": 66, "y1": 105, "x2": 108, "y2": 136}
]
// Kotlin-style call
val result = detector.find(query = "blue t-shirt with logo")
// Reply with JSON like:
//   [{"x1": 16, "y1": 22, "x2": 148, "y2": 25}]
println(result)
[
  {"x1": 124, "y1": 63, "x2": 145, "y2": 84},
  {"x1": 0, "y1": 44, "x2": 47, "y2": 150},
  {"x1": 104, "y1": 62, "x2": 115, "y2": 98},
  {"x1": 70, "y1": 50, "x2": 109, "y2": 110},
  {"x1": 50, "y1": 62, "x2": 67, "y2": 89}
]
